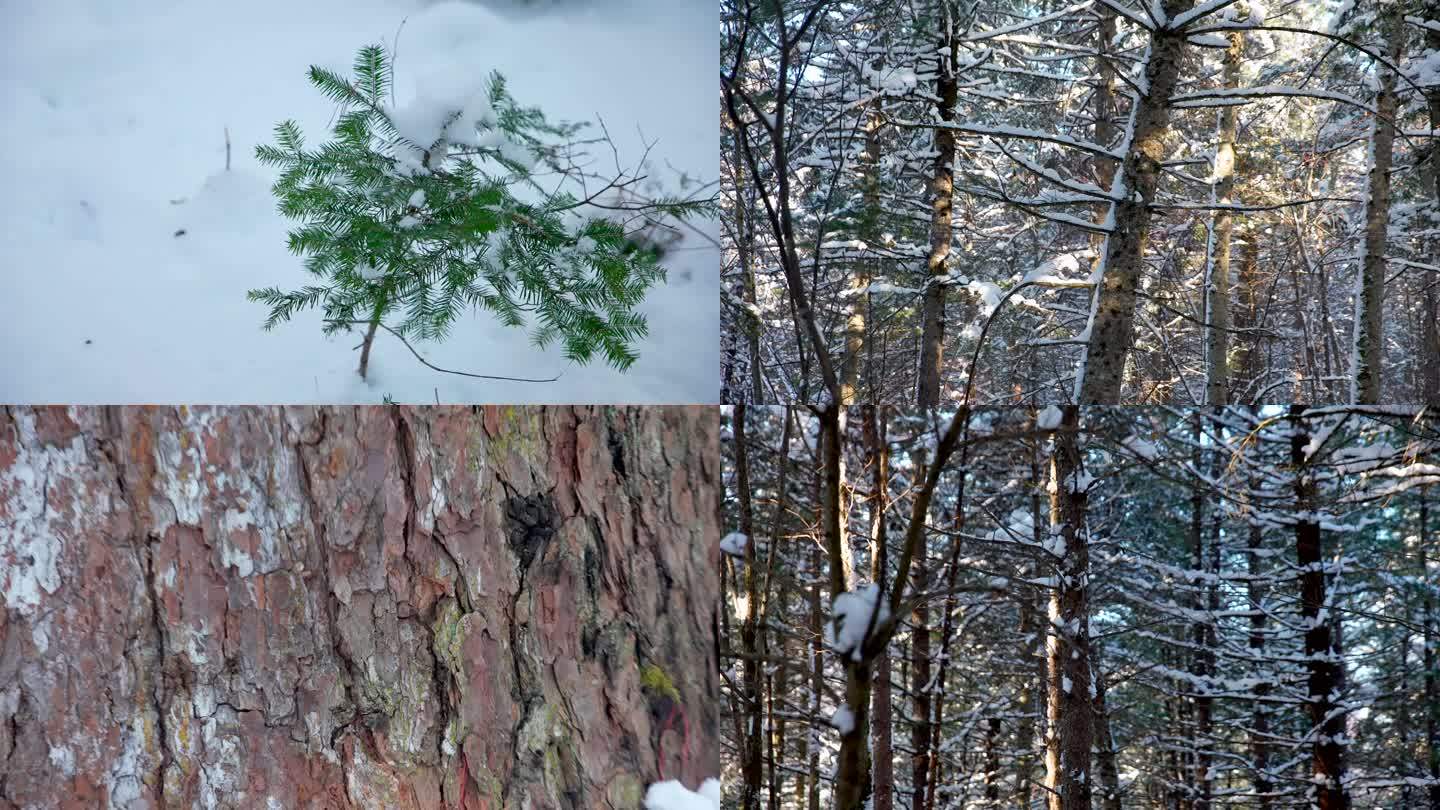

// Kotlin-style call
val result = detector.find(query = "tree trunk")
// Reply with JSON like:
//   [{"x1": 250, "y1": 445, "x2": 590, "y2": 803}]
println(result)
[
  {"x1": 1421, "y1": 489, "x2": 1440, "y2": 809},
  {"x1": 1290, "y1": 406, "x2": 1350, "y2": 810},
  {"x1": 804, "y1": 544, "x2": 823, "y2": 810},
  {"x1": 1247, "y1": 519, "x2": 1272, "y2": 810},
  {"x1": 916, "y1": 26, "x2": 959, "y2": 409},
  {"x1": 1017, "y1": 437, "x2": 1046, "y2": 810},
  {"x1": 735, "y1": 156, "x2": 764, "y2": 404},
  {"x1": 1190, "y1": 414, "x2": 1213, "y2": 810},
  {"x1": 1078, "y1": 0, "x2": 1193, "y2": 403},
  {"x1": 924, "y1": 519, "x2": 965, "y2": 810},
  {"x1": 983, "y1": 716, "x2": 1001, "y2": 807},
  {"x1": 1044, "y1": 405, "x2": 1093, "y2": 810},
  {"x1": 1426, "y1": 23, "x2": 1440, "y2": 405},
  {"x1": 834, "y1": 658, "x2": 874, "y2": 810},
  {"x1": 1233, "y1": 227, "x2": 1262, "y2": 398},
  {"x1": 735, "y1": 403, "x2": 765, "y2": 810},
  {"x1": 843, "y1": 103, "x2": 884, "y2": 407},
  {"x1": 1092, "y1": 648, "x2": 1122, "y2": 810},
  {"x1": 358, "y1": 297, "x2": 386, "y2": 381},
  {"x1": 865, "y1": 406, "x2": 895, "y2": 810},
  {"x1": 0, "y1": 406, "x2": 718, "y2": 809},
  {"x1": 910, "y1": 553, "x2": 932, "y2": 810},
  {"x1": 1354, "y1": 7, "x2": 1401, "y2": 404},
  {"x1": 1206, "y1": 28, "x2": 1242, "y2": 406}
]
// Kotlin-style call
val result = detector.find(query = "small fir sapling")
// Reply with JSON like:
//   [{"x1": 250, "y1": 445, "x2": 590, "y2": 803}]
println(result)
[{"x1": 249, "y1": 44, "x2": 712, "y2": 380}]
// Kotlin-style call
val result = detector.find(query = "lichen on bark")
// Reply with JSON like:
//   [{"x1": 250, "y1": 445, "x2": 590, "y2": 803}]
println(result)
[{"x1": 0, "y1": 405, "x2": 718, "y2": 809}]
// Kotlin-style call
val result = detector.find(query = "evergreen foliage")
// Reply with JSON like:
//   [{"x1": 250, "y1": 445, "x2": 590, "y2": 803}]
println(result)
[{"x1": 250, "y1": 44, "x2": 711, "y2": 372}]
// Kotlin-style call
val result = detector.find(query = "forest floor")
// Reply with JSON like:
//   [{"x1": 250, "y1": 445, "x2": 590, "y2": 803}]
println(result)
[{"x1": 0, "y1": 0, "x2": 717, "y2": 403}]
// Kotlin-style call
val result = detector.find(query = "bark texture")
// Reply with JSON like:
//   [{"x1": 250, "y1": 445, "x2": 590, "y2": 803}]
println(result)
[
  {"x1": 1205, "y1": 28, "x2": 1242, "y2": 406},
  {"x1": 1290, "y1": 406, "x2": 1349, "y2": 810},
  {"x1": 0, "y1": 405, "x2": 718, "y2": 810},
  {"x1": 1078, "y1": 0, "x2": 1192, "y2": 404},
  {"x1": 916, "y1": 28, "x2": 959, "y2": 410},
  {"x1": 1043, "y1": 406, "x2": 1093, "y2": 810},
  {"x1": 1354, "y1": 7, "x2": 1401, "y2": 404}
]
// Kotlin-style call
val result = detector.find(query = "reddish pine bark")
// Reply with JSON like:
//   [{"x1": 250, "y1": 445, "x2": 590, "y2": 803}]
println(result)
[{"x1": 0, "y1": 406, "x2": 718, "y2": 809}]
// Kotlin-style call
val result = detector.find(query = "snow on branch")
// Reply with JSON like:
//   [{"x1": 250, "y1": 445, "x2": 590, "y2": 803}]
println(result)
[
  {"x1": 1097, "y1": 0, "x2": 1156, "y2": 30},
  {"x1": 886, "y1": 117, "x2": 1123, "y2": 161},
  {"x1": 1172, "y1": 85, "x2": 1375, "y2": 114},
  {"x1": 824, "y1": 583, "x2": 891, "y2": 662},
  {"x1": 964, "y1": 1, "x2": 1096, "y2": 43}
]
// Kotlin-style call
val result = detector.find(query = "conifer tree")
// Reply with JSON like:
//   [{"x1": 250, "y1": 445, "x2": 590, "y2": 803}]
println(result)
[{"x1": 250, "y1": 44, "x2": 711, "y2": 379}]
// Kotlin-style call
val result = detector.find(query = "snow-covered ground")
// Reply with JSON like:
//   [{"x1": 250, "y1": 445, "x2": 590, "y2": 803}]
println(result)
[{"x1": 1, "y1": 0, "x2": 716, "y2": 403}]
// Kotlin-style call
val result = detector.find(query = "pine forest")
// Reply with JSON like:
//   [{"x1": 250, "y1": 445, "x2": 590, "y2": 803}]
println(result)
[
  {"x1": 721, "y1": 0, "x2": 1440, "y2": 406},
  {"x1": 719, "y1": 404, "x2": 1440, "y2": 809}
]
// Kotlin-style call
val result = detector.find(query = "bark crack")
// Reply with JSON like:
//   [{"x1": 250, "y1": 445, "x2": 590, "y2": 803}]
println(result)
[
  {"x1": 291, "y1": 413, "x2": 361, "y2": 756},
  {"x1": 142, "y1": 533, "x2": 175, "y2": 808}
]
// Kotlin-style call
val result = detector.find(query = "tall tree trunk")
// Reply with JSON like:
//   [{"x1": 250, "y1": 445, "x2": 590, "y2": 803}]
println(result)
[
  {"x1": 1017, "y1": 436, "x2": 1047, "y2": 810},
  {"x1": 1017, "y1": 589, "x2": 1041, "y2": 810},
  {"x1": 865, "y1": 406, "x2": 895, "y2": 810},
  {"x1": 1421, "y1": 489, "x2": 1440, "y2": 810},
  {"x1": 924, "y1": 518, "x2": 966, "y2": 810},
  {"x1": 1093, "y1": 647, "x2": 1123, "y2": 810},
  {"x1": 910, "y1": 554, "x2": 932, "y2": 810},
  {"x1": 805, "y1": 543, "x2": 824, "y2": 810},
  {"x1": 1426, "y1": 23, "x2": 1440, "y2": 405},
  {"x1": 1247, "y1": 520, "x2": 1272, "y2": 810},
  {"x1": 1078, "y1": 0, "x2": 1194, "y2": 403},
  {"x1": 1044, "y1": 406, "x2": 1093, "y2": 810},
  {"x1": 736, "y1": 158, "x2": 764, "y2": 404},
  {"x1": 843, "y1": 102, "x2": 884, "y2": 407},
  {"x1": 834, "y1": 658, "x2": 874, "y2": 810},
  {"x1": 830, "y1": 401, "x2": 873, "y2": 810},
  {"x1": 1353, "y1": 7, "x2": 1401, "y2": 403},
  {"x1": 1090, "y1": 5, "x2": 1120, "y2": 308},
  {"x1": 766, "y1": 655, "x2": 787, "y2": 810},
  {"x1": 1234, "y1": 227, "x2": 1262, "y2": 398},
  {"x1": 983, "y1": 717, "x2": 1001, "y2": 807},
  {"x1": 1290, "y1": 406, "x2": 1350, "y2": 810},
  {"x1": 916, "y1": 21, "x2": 959, "y2": 409},
  {"x1": 1206, "y1": 28, "x2": 1243, "y2": 405},
  {"x1": 1190, "y1": 414, "x2": 1214, "y2": 810},
  {"x1": 736, "y1": 403, "x2": 765, "y2": 810},
  {"x1": 0, "y1": 406, "x2": 718, "y2": 808}
]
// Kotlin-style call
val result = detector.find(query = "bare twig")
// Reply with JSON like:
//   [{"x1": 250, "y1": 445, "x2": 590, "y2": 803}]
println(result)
[{"x1": 325, "y1": 319, "x2": 562, "y2": 382}]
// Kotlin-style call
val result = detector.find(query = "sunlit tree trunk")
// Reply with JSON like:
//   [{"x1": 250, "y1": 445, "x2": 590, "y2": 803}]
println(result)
[
  {"x1": 1206, "y1": 28, "x2": 1243, "y2": 405},
  {"x1": 917, "y1": 15, "x2": 959, "y2": 408},
  {"x1": 1044, "y1": 406, "x2": 1093, "y2": 809},
  {"x1": 1079, "y1": 0, "x2": 1194, "y2": 403},
  {"x1": 1353, "y1": 7, "x2": 1401, "y2": 404}
]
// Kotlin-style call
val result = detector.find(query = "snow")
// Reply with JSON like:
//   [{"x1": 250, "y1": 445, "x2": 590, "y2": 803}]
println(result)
[
  {"x1": 830, "y1": 704, "x2": 856, "y2": 735},
  {"x1": 1036, "y1": 405, "x2": 1064, "y2": 431},
  {"x1": 1, "y1": 0, "x2": 717, "y2": 403},
  {"x1": 644, "y1": 779, "x2": 721, "y2": 810},
  {"x1": 826, "y1": 583, "x2": 891, "y2": 661},
  {"x1": 720, "y1": 532, "x2": 748, "y2": 558},
  {"x1": 1023, "y1": 252, "x2": 1095, "y2": 287},
  {"x1": 967, "y1": 280, "x2": 1004, "y2": 317}
]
